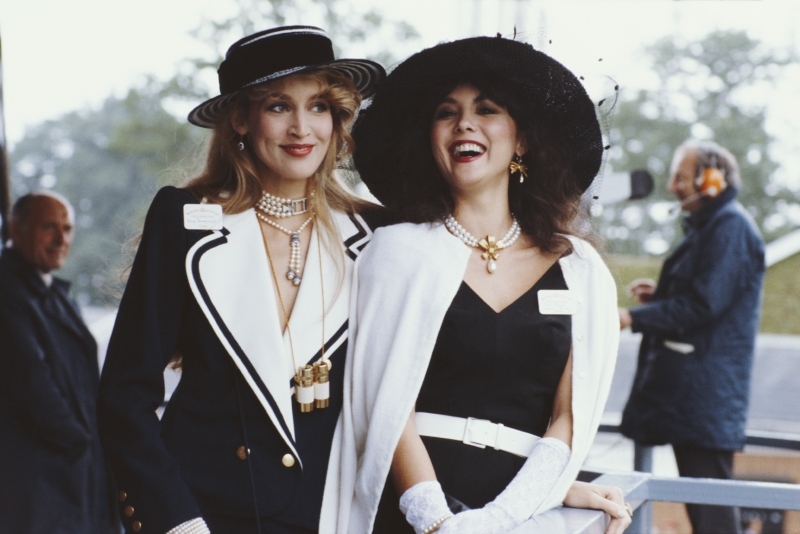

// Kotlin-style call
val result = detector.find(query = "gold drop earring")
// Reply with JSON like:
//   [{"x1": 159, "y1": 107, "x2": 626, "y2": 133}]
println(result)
[{"x1": 509, "y1": 154, "x2": 528, "y2": 183}]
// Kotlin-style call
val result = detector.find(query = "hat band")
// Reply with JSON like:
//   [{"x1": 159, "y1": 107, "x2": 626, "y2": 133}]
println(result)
[{"x1": 218, "y1": 33, "x2": 335, "y2": 95}]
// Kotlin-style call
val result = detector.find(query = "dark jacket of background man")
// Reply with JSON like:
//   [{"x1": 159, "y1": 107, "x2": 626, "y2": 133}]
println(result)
[
  {"x1": 0, "y1": 192, "x2": 117, "y2": 533},
  {"x1": 620, "y1": 185, "x2": 765, "y2": 449},
  {"x1": 619, "y1": 140, "x2": 765, "y2": 534}
]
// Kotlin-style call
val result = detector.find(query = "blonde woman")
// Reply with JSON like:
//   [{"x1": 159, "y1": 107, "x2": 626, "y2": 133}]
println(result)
[{"x1": 97, "y1": 26, "x2": 384, "y2": 534}]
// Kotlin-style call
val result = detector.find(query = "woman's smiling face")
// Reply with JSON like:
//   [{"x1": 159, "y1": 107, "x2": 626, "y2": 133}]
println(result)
[
  {"x1": 234, "y1": 75, "x2": 333, "y2": 187},
  {"x1": 430, "y1": 83, "x2": 524, "y2": 193}
]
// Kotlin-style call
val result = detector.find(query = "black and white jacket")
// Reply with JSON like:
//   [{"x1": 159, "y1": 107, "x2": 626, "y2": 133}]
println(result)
[{"x1": 98, "y1": 186, "x2": 378, "y2": 534}]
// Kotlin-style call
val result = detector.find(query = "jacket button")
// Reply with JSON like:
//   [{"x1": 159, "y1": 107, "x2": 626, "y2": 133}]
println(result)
[
  {"x1": 119, "y1": 490, "x2": 127, "y2": 502},
  {"x1": 236, "y1": 445, "x2": 249, "y2": 460},
  {"x1": 579, "y1": 371, "x2": 587, "y2": 380},
  {"x1": 124, "y1": 505, "x2": 135, "y2": 517},
  {"x1": 577, "y1": 334, "x2": 585, "y2": 342},
  {"x1": 132, "y1": 521, "x2": 142, "y2": 532},
  {"x1": 282, "y1": 453, "x2": 295, "y2": 467}
]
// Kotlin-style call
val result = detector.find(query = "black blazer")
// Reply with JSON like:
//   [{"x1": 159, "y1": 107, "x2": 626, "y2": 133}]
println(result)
[
  {"x1": 0, "y1": 248, "x2": 117, "y2": 533},
  {"x1": 98, "y1": 187, "x2": 379, "y2": 533}
]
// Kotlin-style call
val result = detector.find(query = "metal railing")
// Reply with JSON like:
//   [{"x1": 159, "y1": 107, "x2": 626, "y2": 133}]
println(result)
[
  {"x1": 507, "y1": 426, "x2": 800, "y2": 533},
  {"x1": 510, "y1": 471, "x2": 800, "y2": 534}
]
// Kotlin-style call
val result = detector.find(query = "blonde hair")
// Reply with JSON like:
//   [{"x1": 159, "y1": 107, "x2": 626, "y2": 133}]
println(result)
[{"x1": 185, "y1": 70, "x2": 372, "y2": 282}]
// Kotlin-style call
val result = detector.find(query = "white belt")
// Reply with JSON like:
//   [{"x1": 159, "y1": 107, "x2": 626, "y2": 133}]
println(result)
[{"x1": 415, "y1": 412, "x2": 540, "y2": 458}]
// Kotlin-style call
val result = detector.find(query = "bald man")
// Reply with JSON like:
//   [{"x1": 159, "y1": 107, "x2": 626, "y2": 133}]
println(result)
[
  {"x1": 619, "y1": 141, "x2": 765, "y2": 534},
  {"x1": 0, "y1": 192, "x2": 117, "y2": 533}
]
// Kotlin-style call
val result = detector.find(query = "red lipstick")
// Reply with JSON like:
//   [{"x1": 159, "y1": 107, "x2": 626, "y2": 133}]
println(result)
[
  {"x1": 448, "y1": 140, "x2": 486, "y2": 163},
  {"x1": 281, "y1": 144, "x2": 314, "y2": 157}
]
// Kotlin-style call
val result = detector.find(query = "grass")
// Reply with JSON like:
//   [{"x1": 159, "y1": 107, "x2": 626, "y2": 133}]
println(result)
[{"x1": 606, "y1": 254, "x2": 800, "y2": 335}]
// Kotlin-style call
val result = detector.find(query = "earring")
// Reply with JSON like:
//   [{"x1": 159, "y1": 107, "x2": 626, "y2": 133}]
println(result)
[
  {"x1": 509, "y1": 154, "x2": 528, "y2": 183},
  {"x1": 237, "y1": 137, "x2": 245, "y2": 151}
]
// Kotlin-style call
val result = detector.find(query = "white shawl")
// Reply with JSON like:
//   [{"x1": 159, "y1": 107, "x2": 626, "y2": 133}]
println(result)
[{"x1": 320, "y1": 222, "x2": 619, "y2": 533}]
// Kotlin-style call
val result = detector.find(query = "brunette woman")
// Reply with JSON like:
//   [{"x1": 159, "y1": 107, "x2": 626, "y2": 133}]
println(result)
[
  {"x1": 97, "y1": 26, "x2": 384, "y2": 534},
  {"x1": 322, "y1": 36, "x2": 628, "y2": 534}
]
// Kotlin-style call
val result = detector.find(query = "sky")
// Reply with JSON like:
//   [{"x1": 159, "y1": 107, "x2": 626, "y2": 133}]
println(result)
[{"x1": 2, "y1": 0, "x2": 800, "y2": 174}]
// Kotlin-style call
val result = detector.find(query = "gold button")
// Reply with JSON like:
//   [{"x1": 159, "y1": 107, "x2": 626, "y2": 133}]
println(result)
[
  {"x1": 118, "y1": 490, "x2": 127, "y2": 502},
  {"x1": 281, "y1": 453, "x2": 295, "y2": 467},
  {"x1": 236, "y1": 445, "x2": 249, "y2": 460},
  {"x1": 124, "y1": 505, "x2": 134, "y2": 517},
  {"x1": 132, "y1": 521, "x2": 142, "y2": 532}
]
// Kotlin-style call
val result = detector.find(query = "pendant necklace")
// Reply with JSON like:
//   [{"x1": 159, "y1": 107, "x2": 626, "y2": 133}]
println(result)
[
  {"x1": 445, "y1": 215, "x2": 521, "y2": 273},
  {"x1": 261, "y1": 223, "x2": 330, "y2": 413},
  {"x1": 255, "y1": 210, "x2": 313, "y2": 286}
]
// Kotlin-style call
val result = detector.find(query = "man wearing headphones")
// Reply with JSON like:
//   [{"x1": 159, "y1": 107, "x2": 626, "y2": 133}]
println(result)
[{"x1": 618, "y1": 140, "x2": 765, "y2": 534}]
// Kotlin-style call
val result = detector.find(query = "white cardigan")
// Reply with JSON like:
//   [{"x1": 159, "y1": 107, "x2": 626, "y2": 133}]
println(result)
[{"x1": 320, "y1": 222, "x2": 619, "y2": 533}]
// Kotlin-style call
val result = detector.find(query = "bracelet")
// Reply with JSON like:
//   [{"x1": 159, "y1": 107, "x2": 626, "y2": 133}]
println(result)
[
  {"x1": 166, "y1": 518, "x2": 211, "y2": 534},
  {"x1": 422, "y1": 513, "x2": 453, "y2": 534}
]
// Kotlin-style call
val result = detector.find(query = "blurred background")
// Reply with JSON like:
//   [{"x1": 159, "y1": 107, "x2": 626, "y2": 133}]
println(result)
[
  {"x1": 2, "y1": 1, "x2": 800, "y2": 532},
  {"x1": 3, "y1": 0, "x2": 800, "y2": 326}
]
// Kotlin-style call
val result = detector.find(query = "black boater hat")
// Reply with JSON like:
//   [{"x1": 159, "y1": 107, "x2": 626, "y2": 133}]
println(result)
[
  {"x1": 352, "y1": 35, "x2": 603, "y2": 204},
  {"x1": 188, "y1": 25, "x2": 386, "y2": 128}
]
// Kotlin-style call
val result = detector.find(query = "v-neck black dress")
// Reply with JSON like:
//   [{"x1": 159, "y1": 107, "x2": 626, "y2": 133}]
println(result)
[{"x1": 373, "y1": 262, "x2": 572, "y2": 532}]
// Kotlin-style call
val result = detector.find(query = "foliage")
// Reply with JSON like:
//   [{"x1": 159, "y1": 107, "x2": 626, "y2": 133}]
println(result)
[
  {"x1": 601, "y1": 30, "x2": 798, "y2": 255},
  {"x1": 7, "y1": 0, "x2": 418, "y2": 307},
  {"x1": 160, "y1": 0, "x2": 419, "y2": 104},
  {"x1": 9, "y1": 80, "x2": 206, "y2": 306}
]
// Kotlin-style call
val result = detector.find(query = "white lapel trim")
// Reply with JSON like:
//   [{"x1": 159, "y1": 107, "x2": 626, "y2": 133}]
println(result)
[{"x1": 186, "y1": 209, "x2": 301, "y2": 462}]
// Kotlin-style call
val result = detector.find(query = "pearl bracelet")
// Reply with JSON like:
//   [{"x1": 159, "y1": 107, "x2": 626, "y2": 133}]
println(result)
[
  {"x1": 166, "y1": 518, "x2": 211, "y2": 534},
  {"x1": 422, "y1": 513, "x2": 453, "y2": 534}
]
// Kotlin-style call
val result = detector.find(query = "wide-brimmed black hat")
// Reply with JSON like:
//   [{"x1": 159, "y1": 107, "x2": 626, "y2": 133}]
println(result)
[
  {"x1": 352, "y1": 35, "x2": 603, "y2": 203},
  {"x1": 188, "y1": 25, "x2": 386, "y2": 128}
]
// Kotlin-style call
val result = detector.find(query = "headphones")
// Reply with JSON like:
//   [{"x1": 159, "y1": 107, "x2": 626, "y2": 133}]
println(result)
[{"x1": 695, "y1": 154, "x2": 727, "y2": 198}]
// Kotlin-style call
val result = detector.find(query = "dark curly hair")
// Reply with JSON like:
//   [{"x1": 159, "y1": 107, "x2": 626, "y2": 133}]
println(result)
[{"x1": 359, "y1": 72, "x2": 587, "y2": 255}]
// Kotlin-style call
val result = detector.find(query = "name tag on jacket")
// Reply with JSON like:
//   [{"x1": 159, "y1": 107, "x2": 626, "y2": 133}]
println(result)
[
  {"x1": 538, "y1": 290, "x2": 576, "y2": 315},
  {"x1": 184, "y1": 204, "x2": 223, "y2": 230}
]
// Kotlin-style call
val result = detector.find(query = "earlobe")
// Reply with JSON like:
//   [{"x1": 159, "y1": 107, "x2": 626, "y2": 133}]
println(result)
[
  {"x1": 516, "y1": 137, "x2": 528, "y2": 157},
  {"x1": 230, "y1": 112, "x2": 248, "y2": 136}
]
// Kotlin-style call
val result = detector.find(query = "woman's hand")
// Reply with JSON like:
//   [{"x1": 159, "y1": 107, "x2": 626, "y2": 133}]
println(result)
[{"x1": 563, "y1": 481, "x2": 632, "y2": 534}]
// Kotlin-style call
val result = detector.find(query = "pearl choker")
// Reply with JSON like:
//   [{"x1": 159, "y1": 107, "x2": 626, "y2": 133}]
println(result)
[
  {"x1": 445, "y1": 215, "x2": 521, "y2": 273},
  {"x1": 257, "y1": 191, "x2": 309, "y2": 218}
]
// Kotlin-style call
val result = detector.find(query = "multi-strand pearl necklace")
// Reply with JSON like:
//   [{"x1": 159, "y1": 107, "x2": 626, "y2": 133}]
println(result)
[
  {"x1": 445, "y1": 215, "x2": 521, "y2": 273},
  {"x1": 256, "y1": 191, "x2": 309, "y2": 218},
  {"x1": 255, "y1": 208, "x2": 313, "y2": 286}
]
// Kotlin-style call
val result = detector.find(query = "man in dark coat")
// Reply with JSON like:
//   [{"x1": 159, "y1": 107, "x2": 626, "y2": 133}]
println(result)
[
  {"x1": 618, "y1": 140, "x2": 765, "y2": 534},
  {"x1": 0, "y1": 191, "x2": 117, "y2": 533}
]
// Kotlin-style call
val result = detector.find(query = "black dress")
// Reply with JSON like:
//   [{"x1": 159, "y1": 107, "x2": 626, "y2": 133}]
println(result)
[{"x1": 373, "y1": 262, "x2": 572, "y2": 532}]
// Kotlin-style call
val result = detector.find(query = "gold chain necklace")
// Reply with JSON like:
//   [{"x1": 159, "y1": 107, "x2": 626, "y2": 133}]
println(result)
[{"x1": 260, "y1": 216, "x2": 329, "y2": 413}]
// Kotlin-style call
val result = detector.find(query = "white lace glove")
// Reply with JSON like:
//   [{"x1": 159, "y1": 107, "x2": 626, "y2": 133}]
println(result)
[
  {"x1": 437, "y1": 437, "x2": 571, "y2": 534},
  {"x1": 399, "y1": 480, "x2": 454, "y2": 534}
]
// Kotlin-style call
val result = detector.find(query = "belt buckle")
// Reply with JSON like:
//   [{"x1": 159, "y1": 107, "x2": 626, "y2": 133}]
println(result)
[{"x1": 462, "y1": 417, "x2": 489, "y2": 449}]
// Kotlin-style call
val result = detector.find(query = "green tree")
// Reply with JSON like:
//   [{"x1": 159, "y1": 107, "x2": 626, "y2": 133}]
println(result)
[
  {"x1": 8, "y1": 0, "x2": 419, "y2": 307},
  {"x1": 603, "y1": 30, "x2": 798, "y2": 255},
  {"x1": 161, "y1": 0, "x2": 419, "y2": 104},
  {"x1": 9, "y1": 80, "x2": 205, "y2": 306}
]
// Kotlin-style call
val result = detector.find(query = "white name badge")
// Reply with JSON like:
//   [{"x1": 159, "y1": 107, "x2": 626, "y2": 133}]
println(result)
[
  {"x1": 537, "y1": 290, "x2": 577, "y2": 315},
  {"x1": 183, "y1": 204, "x2": 223, "y2": 230}
]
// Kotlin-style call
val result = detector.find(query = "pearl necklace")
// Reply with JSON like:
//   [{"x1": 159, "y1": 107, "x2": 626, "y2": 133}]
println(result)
[
  {"x1": 261, "y1": 225, "x2": 331, "y2": 413},
  {"x1": 444, "y1": 215, "x2": 521, "y2": 273},
  {"x1": 255, "y1": 210, "x2": 313, "y2": 286},
  {"x1": 257, "y1": 191, "x2": 309, "y2": 218}
]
